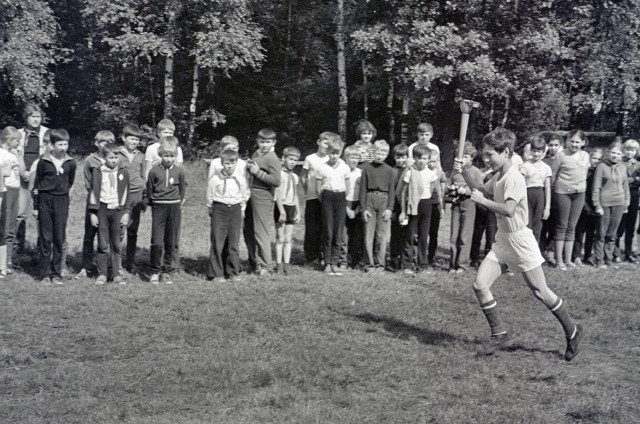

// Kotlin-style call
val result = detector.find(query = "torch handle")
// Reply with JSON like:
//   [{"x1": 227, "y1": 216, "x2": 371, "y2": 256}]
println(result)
[{"x1": 457, "y1": 113, "x2": 470, "y2": 160}]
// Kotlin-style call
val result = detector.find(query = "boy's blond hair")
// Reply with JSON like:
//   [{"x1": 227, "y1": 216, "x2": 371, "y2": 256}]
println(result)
[
  {"x1": 95, "y1": 130, "x2": 115, "y2": 144},
  {"x1": 373, "y1": 139, "x2": 389, "y2": 152},
  {"x1": 157, "y1": 118, "x2": 175, "y2": 134},
  {"x1": 282, "y1": 146, "x2": 301, "y2": 159},
  {"x1": 343, "y1": 145, "x2": 360, "y2": 159},
  {"x1": 159, "y1": 137, "x2": 178, "y2": 154},
  {"x1": 220, "y1": 135, "x2": 239, "y2": 149}
]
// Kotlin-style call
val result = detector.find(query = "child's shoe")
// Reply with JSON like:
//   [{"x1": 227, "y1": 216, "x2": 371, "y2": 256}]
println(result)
[
  {"x1": 162, "y1": 274, "x2": 173, "y2": 285},
  {"x1": 275, "y1": 263, "x2": 282, "y2": 274},
  {"x1": 150, "y1": 274, "x2": 160, "y2": 285},
  {"x1": 96, "y1": 275, "x2": 107, "y2": 285},
  {"x1": 323, "y1": 264, "x2": 335, "y2": 276},
  {"x1": 52, "y1": 277, "x2": 64, "y2": 285},
  {"x1": 331, "y1": 265, "x2": 343, "y2": 276},
  {"x1": 282, "y1": 263, "x2": 290, "y2": 275},
  {"x1": 565, "y1": 324, "x2": 584, "y2": 361},
  {"x1": 113, "y1": 275, "x2": 126, "y2": 285},
  {"x1": 41, "y1": 277, "x2": 52, "y2": 285},
  {"x1": 75, "y1": 268, "x2": 88, "y2": 279},
  {"x1": 480, "y1": 332, "x2": 514, "y2": 355}
]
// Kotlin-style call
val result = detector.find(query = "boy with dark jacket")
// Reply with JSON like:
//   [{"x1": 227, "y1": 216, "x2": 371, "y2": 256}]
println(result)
[
  {"x1": 33, "y1": 129, "x2": 76, "y2": 285},
  {"x1": 145, "y1": 137, "x2": 186, "y2": 284},
  {"x1": 88, "y1": 143, "x2": 130, "y2": 284}
]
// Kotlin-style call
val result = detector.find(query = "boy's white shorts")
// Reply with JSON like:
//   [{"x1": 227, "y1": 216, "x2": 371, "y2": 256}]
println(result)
[{"x1": 485, "y1": 227, "x2": 545, "y2": 272}]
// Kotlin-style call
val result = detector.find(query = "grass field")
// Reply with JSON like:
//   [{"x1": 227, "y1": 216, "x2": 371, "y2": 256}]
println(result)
[{"x1": 1, "y1": 160, "x2": 639, "y2": 423}]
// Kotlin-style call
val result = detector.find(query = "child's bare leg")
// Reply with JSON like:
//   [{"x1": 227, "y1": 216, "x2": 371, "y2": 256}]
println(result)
[
  {"x1": 275, "y1": 223, "x2": 285, "y2": 264},
  {"x1": 474, "y1": 258, "x2": 507, "y2": 304},
  {"x1": 283, "y1": 224, "x2": 294, "y2": 263},
  {"x1": 522, "y1": 266, "x2": 577, "y2": 340},
  {"x1": 475, "y1": 258, "x2": 509, "y2": 338},
  {"x1": 521, "y1": 266, "x2": 557, "y2": 307}
]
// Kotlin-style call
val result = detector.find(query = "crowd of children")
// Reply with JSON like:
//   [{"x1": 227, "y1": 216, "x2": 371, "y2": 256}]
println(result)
[
  {"x1": 16, "y1": 104, "x2": 640, "y2": 359},
  {"x1": 2, "y1": 104, "x2": 639, "y2": 292}
]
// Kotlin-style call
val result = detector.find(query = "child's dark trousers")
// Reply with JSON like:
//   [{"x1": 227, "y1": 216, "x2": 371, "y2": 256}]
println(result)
[
  {"x1": 38, "y1": 192, "x2": 69, "y2": 279},
  {"x1": 95, "y1": 203, "x2": 124, "y2": 278},
  {"x1": 207, "y1": 202, "x2": 242, "y2": 278},
  {"x1": 150, "y1": 204, "x2": 181, "y2": 274}
]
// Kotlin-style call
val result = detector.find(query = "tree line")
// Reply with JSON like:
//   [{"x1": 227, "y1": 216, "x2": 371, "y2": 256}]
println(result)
[{"x1": 2, "y1": 0, "x2": 640, "y2": 158}]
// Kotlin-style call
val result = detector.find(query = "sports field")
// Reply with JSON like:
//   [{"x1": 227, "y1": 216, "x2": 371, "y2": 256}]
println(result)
[{"x1": 1, "y1": 161, "x2": 638, "y2": 423}]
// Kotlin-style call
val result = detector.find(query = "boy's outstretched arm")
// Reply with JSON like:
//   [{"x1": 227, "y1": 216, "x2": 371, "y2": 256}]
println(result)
[{"x1": 470, "y1": 190, "x2": 517, "y2": 217}]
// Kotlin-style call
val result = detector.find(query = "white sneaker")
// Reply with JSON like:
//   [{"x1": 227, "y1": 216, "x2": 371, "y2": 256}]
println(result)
[{"x1": 150, "y1": 274, "x2": 160, "y2": 285}]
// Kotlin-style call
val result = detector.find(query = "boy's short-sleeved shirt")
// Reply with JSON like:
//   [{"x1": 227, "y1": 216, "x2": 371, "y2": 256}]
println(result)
[
  {"x1": 275, "y1": 170, "x2": 299, "y2": 206},
  {"x1": 317, "y1": 159, "x2": 350, "y2": 193},
  {"x1": 484, "y1": 164, "x2": 529, "y2": 234},
  {"x1": 403, "y1": 167, "x2": 438, "y2": 199},
  {"x1": 4, "y1": 151, "x2": 20, "y2": 189},
  {"x1": 520, "y1": 160, "x2": 552, "y2": 188},
  {"x1": 0, "y1": 148, "x2": 17, "y2": 192},
  {"x1": 303, "y1": 153, "x2": 329, "y2": 200},
  {"x1": 346, "y1": 167, "x2": 362, "y2": 202},
  {"x1": 145, "y1": 142, "x2": 184, "y2": 167},
  {"x1": 426, "y1": 168, "x2": 447, "y2": 204}
]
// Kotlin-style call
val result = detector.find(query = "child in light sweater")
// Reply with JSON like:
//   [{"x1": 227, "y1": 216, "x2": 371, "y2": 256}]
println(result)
[{"x1": 592, "y1": 140, "x2": 630, "y2": 268}]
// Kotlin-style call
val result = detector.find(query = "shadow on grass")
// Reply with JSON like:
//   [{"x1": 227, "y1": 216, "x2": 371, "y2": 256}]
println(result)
[
  {"x1": 499, "y1": 342, "x2": 564, "y2": 359},
  {"x1": 334, "y1": 308, "x2": 566, "y2": 359},
  {"x1": 336, "y1": 308, "x2": 470, "y2": 346}
]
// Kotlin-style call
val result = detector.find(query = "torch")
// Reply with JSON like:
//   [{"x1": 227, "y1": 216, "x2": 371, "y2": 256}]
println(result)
[{"x1": 457, "y1": 99, "x2": 480, "y2": 159}]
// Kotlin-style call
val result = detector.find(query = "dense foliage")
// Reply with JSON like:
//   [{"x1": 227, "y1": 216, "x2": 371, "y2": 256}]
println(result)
[{"x1": 2, "y1": 0, "x2": 640, "y2": 155}]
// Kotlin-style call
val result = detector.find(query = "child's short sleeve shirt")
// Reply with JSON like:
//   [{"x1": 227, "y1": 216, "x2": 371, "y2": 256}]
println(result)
[
  {"x1": 519, "y1": 160, "x2": 552, "y2": 188},
  {"x1": 403, "y1": 167, "x2": 438, "y2": 199},
  {"x1": 317, "y1": 160, "x2": 350, "y2": 193},
  {"x1": 275, "y1": 170, "x2": 299, "y2": 206},
  {"x1": 484, "y1": 164, "x2": 529, "y2": 234},
  {"x1": 346, "y1": 167, "x2": 362, "y2": 202},
  {"x1": 4, "y1": 151, "x2": 20, "y2": 189},
  {"x1": 303, "y1": 153, "x2": 329, "y2": 200}
]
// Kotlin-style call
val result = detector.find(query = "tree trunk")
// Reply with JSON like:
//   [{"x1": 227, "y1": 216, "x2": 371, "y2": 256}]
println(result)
[
  {"x1": 163, "y1": 5, "x2": 177, "y2": 119},
  {"x1": 501, "y1": 96, "x2": 509, "y2": 127},
  {"x1": 285, "y1": 0, "x2": 293, "y2": 80},
  {"x1": 362, "y1": 59, "x2": 368, "y2": 121},
  {"x1": 488, "y1": 98, "x2": 495, "y2": 131},
  {"x1": 387, "y1": 77, "x2": 395, "y2": 143},
  {"x1": 400, "y1": 95, "x2": 410, "y2": 144},
  {"x1": 147, "y1": 56, "x2": 157, "y2": 130},
  {"x1": 336, "y1": 0, "x2": 348, "y2": 141},
  {"x1": 187, "y1": 61, "x2": 199, "y2": 145}
]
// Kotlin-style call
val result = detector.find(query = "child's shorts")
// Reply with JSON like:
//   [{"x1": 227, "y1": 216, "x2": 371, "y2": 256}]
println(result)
[
  {"x1": 485, "y1": 227, "x2": 545, "y2": 272},
  {"x1": 274, "y1": 204, "x2": 297, "y2": 224}
]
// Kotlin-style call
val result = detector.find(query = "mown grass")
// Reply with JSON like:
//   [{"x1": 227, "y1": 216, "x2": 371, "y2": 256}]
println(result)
[{"x1": 1, "y1": 159, "x2": 639, "y2": 423}]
